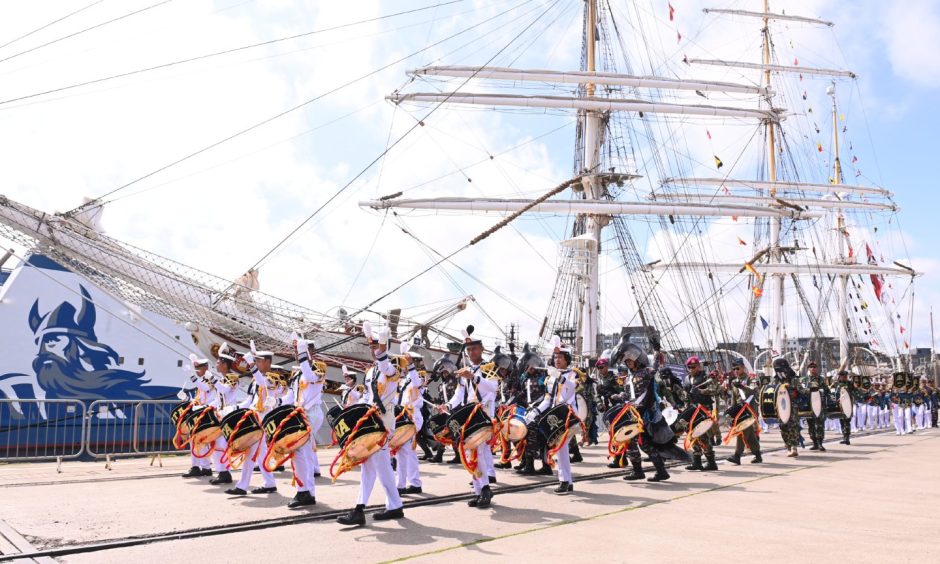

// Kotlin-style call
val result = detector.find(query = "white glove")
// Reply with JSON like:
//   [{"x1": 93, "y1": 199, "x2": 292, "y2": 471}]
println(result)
[
  {"x1": 525, "y1": 409, "x2": 539, "y2": 424},
  {"x1": 377, "y1": 325, "x2": 390, "y2": 346},
  {"x1": 250, "y1": 339, "x2": 257, "y2": 355},
  {"x1": 362, "y1": 321, "x2": 373, "y2": 343},
  {"x1": 243, "y1": 352, "x2": 255, "y2": 366},
  {"x1": 177, "y1": 390, "x2": 188, "y2": 400},
  {"x1": 295, "y1": 335, "x2": 307, "y2": 356},
  {"x1": 188, "y1": 353, "x2": 198, "y2": 366},
  {"x1": 400, "y1": 341, "x2": 411, "y2": 356},
  {"x1": 219, "y1": 342, "x2": 229, "y2": 355},
  {"x1": 263, "y1": 396, "x2": 276, "y2": 410},
  {"x1": 550, "y1": 335, "x2": 561, "y2": 351}
]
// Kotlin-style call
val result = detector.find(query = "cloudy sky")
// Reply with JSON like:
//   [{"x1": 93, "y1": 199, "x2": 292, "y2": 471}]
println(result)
[{"x1": 0, "y1": 0, "x2": 937, "y2": 354}]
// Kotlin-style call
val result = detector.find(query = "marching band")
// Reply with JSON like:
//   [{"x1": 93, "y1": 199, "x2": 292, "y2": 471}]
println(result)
[{"x1": 171, "y1": 326, "x2": 939, "y2": 527}]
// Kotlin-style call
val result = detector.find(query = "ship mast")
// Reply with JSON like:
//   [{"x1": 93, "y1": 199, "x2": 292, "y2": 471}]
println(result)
[
  {"x1": 828, "y1": 82, "x2": 850, "y2": 368},
  {"x1": 763, "y1": 0, "x2": 785, "y2": 360},
  {"x1": 579, "y1": 0, "x2": 605, "y2": 357}
]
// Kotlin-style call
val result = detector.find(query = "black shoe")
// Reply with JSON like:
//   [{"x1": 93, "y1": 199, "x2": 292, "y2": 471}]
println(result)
[
  {"x1": 751, "y1": 454, "x2": 763, "y2": 464},
  {"x1": 467, "y1": 495, "x2": 480, "y2": 507},
  {"x1": 725, "y1": 455, "x2": 741, "y2": 465},
  {"x1": 314, "y1": 472, "x2": 321, "y2": 478},
  {"x1": 685, "y1": 459, "x2": 704, "y2": 471},
  {"x1": 391, "y1": 458, "x2": 397, "y2": 471},
  {"x1": 515, "y1": 460, "x2": 535, "y2": 475},
  {"x1": 703, "y1": 456, "x2": 718, "y2": 471},
  {"x1": 569, "y1": 454, "x2": 583, "y2": 463},
  {"x1": 554, "y1": 482, "x2": 573, "y2": 495},
  {"x1": 477, "y1": 486, "x2": 493, "y2": 508},
  {"x1": 200, "y1": 468, "x2": 213, "y2": 476},
  {"x1": 431, "y1": 453, "x2": 443, "y2": 463},
  {"x1": 225, "y1": 487, "x2": 247, "y2": 496},
  {"x1": 397, "y1": 487, "x2": 407, "y2": 496},
  {"x1": 844, "y1": 438, "x2": 850, "y2": 445},
  {"x1": 210, "y1": 471, "x2": 233, "y2": 485},
  {"x1": 403, "y1": 486, "x2": 423, "y2": 495},
  {"x1": 251, "y1": 486, "x2": 277, "y2": 494},
  {"x1": 274, "y1": 465, "x2": 285, "y2": 472},
  {"x1": 536, "y1": 465, "x2": 554, "y2": 476},
  {"x1": 287, "y1": 491, "x2": 316, "y2": 508},
  {"x1": 647, "y1": 471, "x2": 670, "y2": 482},
  {"x1": 607, "y1": 461, "x2": 621, "y2": 469},
  {"x1": 337, "y1": 506, "x2": 366, "y2": 527},
  {"x1": 809, "y1": 443, "x2": 820, "y2": 451},
  {"x1": 818, "y1": 445, "x2": 827, "y2": 452},
  {"x1": 373, "y1": 507, "x2": 404, "y2": 521},
  {"x1": 488, "y1": 476, "x2": 497, "y2": 484},
  {"x1": 181, "y1": 466, "x2": 202, "y2": 478},
  {"x1": 494, "y1": 462, "x2": 511, "y2": 469},
  {"x1": 623, "y1": 472, "x2": 646, "y2": 481},
  {"x1": 446, "y1": 456, "x2": 460, "y2": 464}
]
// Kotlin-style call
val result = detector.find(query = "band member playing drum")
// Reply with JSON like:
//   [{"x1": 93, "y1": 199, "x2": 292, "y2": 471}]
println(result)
[
  {"x1": 836, "y1": 370, "x2": 855, "y2": 444},
  {"x1": 337, "y1": 324, "x2": 405, "y2": 526},
  {"x1": 773, "y1": 357, "x2": 802, "y2": 457},
  {"x1": 282, "y1": 336, "x2": 326, "y2": 509},
  {"x1": 804, "y1": 362, "x2": 827, "y2": 452},
  {"x1": 725, "y1": 359, "x2": 762, "y2": 464},
  {"x1": 395, "y1": 344, "x2": 425, "y2": 496},
  {"x1": 339, "y1": 366, "x2": 364, "y2": 407},
  {"x1": 225, "y1": 349, "x2": 285, "y2": 496},
  {"x1": 527, "y1": 339, "x2": 579, "y2": 495},
  {"x1": 684, "y1": 357, "x2": 719, "y2": 472},
  {"x1": 181, "y1": 357, "x2": 217, "y2": 479},
  {"x1": 444, "y1": 326, "x2": 498, "y2": 508},
  {"x1": 208, "y1": 348, "x2": 242, "y2": 485}
]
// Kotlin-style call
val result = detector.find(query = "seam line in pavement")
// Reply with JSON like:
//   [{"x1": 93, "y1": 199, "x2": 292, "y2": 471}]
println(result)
[{"x1": 383, "y1": 433, "x2": 938, "y2": 563}]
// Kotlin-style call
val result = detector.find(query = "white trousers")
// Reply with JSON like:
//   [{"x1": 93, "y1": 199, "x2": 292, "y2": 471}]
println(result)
[
  {"x1": 291, "y1": 441, "x2": 315, "y2": 495},
  {"x1": 913, "y1": 405, "x2": 928, "y2": 429},
  {"x1": 306, "y1": 407, "x2": 324, "y2": 475},
  {"x1": 903, "y1": 407, "x2": 913, "y2": 433},
  {"x1": 892, "y1": 405, "x2": 904, "y2": 434},
  {"x1": 395, "y1": 412, "x2": 423, "y2": 489},
  {"x1": 356, "y1": 446, "x2": 403, "y2": 510},
  {"x1": 236, "y1": 439, "x2": 275, "y2": 490},
  {"x1": 554, "y1": 438, "x2": 572, "y2": 484},
  {"x1": 880, "y1": 408, "x2": 890, "y2": 428},
  {"x1": 191, "y1": 453, "x2": 210, "y2": 469}
]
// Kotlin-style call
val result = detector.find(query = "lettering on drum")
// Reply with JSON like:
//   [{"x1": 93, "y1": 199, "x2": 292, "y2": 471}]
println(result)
[
  {"x1": 264, "y1": 419, "x2": 278, "y2": 436},
  {"x1": 222, "y1": 424, "x2": 232, "y2": 437},
  {"x1": 335, "y1": 419, "x2": 351, "y2": 438}
]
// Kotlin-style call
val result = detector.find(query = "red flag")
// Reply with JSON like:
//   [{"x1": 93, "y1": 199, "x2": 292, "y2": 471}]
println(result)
[
  {"x1": 900, "y1": 326, "x2": 906, "y2": 334},
  {"x1": 677, "y1": 30, "x2": 682, "y2": 43},
  {"x1": 794, "y1": 57, "x2": 799, "y2": 66},
  {"x1": 870, "y1": 274, "x2": 883, "y2": 302},
  {"x1": 865, "y1": 243, "x2": 877, "y2": 265},
  {"x1": 904, "y1": 341, "x2": 909, "y2": 348},
  {"x1": 668, "y1": 2, "x2": 675, "y2": 20},
  {"x1": 817, "y1": 143, "x2": 823, "y2": 152},
  {"x1": 706, "y1": 129, "x2": 712, "y2": 140},
  {"x1": 852, "y1": 155, "x2": 858, "y2": 164},
  {"x1": 752, "y1": 287, "x2": 763, "y2": 298},
  {"x1": 737, "y1": 237, "x2": 747, "y2": 246}
]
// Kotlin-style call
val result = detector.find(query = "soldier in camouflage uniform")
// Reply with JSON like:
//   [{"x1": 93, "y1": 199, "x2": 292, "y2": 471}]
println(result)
[
  {"x1": 804, "y1": 361, "x2": 827, "y2": 452},
  {"x1": 773, "y1": 357, "x2": 802, "y2": 457},
  {"x1": 684, "y1": 356, "x2": 719, "y2": 471},
  {"x1": 835, "y1": 370, "x2": 855, "y2": 444},
  {"x1": 726, "y1": 359, "x2": 762, "y2": 464}
]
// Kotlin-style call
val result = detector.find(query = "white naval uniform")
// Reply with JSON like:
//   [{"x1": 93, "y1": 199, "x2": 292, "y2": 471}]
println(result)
[
  {"x1": 209, "y1": 375, "x2": 240, "y2": 473},
  {"x1": 534, "y1": 369, "x2": 577, "y2": 485},
  {"x1": 235, "y1": 369, "x2": 286, "y2": 491},
  {"x1": 891, "y1": 397, "x2": 905, "y2": 435},
  {"x1": 447, "y1": 364, "x2": 498, "y2": 495},
  {"x1": 357, "y1": 352, "x2": 404, "y2": 511},
  {"x1": 395, "y1": 365, "x2": 424, "y2": 490},
  {"x1": 286, "y1": 351, "x2": 326, "y2": 496},
  {"x1": 191, "y1": 377, "x2": 218, "y2": 470}
]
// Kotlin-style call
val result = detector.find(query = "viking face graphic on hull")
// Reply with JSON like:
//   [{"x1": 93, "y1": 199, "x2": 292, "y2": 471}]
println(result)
[{"x1": 27, "y1": 285, "x2": 156, "y2": 400}]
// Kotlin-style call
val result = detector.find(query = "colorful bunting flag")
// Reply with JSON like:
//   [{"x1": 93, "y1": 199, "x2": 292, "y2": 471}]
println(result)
[
  {"x1": 714, "y1": 155, "x2": 723, "y2": 169},
  {"x1": 760, "y1": 316, "x2": 769, "y2": 330},
  {"x1": 668, "y1": 2, "x2": 675, "y2": 20}
]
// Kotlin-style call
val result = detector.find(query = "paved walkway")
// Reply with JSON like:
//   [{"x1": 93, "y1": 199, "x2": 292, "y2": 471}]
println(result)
[{"x1": 0, "y1": 429, "x2": 936, "y2": 563}]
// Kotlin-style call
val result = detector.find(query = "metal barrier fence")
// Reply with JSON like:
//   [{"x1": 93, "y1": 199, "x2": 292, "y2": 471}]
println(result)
[
  {"x1": 85, "y1": 399, "x2": 180, "y2": 458},
  {"x1": 0, "y1": 399, "x2": 86, "y2": 462}
]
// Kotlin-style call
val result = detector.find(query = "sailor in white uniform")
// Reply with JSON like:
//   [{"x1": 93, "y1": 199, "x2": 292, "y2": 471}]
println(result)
[
  {"x1": 226, "y1": 348, "x2": 286, "y2": 496},
  {"x1": 395, "y1": 344, "x2": 424, "y2": 495},
  {"x1": 181, "y1": 357, "x2": 216, "y2": 478},
  {"x1": 339, "y1": 365, "x2": 363, "y2": 407},
  {"x1": 445, "y1": 326, "x2": 498, "y2": 509},
  {"x1": 282, "y1": 336, "x2": 326, "y2": 508},
  {"x1": 207, "y1": 346, "x2": 241, "y2": 485},
  {"x1": 337, "y1": 324, "x2": 405, "y2": 527},
  {"x1": 529, "y1": 338, "x2": 578, "y2": 495}
]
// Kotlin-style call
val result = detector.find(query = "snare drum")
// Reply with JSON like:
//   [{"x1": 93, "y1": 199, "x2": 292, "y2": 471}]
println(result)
[
  {"x1": 388, "y1": 405, "x2": 416, "y2": 450},
  {"x1": 675, "y1": 404, "x2": 713, "y2": 438},
  {"x1": 723, "y1": 402, "x2": 756, "y2": 435},
  {"x1": 446, "y1": 403, "x2": 494, "y2": 450},
  {"x1": 603, "y1": 403, "x2": 640, "y2": 443},
  {"x1": 329, "y1": 404, "x2": 386, "y2": 461},
  {"x1": 261, "y1": 405, "x2": 310, "y2": 455},
  {"x1": 537, "y1": 404, "x2": 580, "y2": 450},
  {"x1": 220, "y1": 408, "x2": 263, "y2": 453},
  {"x1": 498, "y1": 405, "x2": 528, "y2": 442},
  {"x1": 170, "y1": 401, "x2": 194, "y2": 438},
  {"x1": 186, "y1": 407, "x2": 223, "y2": 446},
  {"x1": 759, "y1": 383, "x2": 792, "y2": 424},
  {"x1": 428, "y1": 412, "x2": 451, "y2": 444}
]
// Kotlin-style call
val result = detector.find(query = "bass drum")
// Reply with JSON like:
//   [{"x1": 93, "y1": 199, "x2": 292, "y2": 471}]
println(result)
[
  {"x1": 328, "y1": 404, "x2": 386, "y2": 461},
  {"x1": 171, "y1": 401, "x2": 194, "y2": 438},
  {"x1": 828, "y1": 385, "x2": 854, "y2": 419},
  {"x1": 759, "y1": 383, "x2": 792, "y2": 424},
  {"x1": 537, "y1": 404, "x2": 580, "y2": 450},
  {"x1": 723, "y1": 402, "x2": 756, "y2": 435},
  {"x1": 809, "y1": 389, "x2": 824, "y2": 418},
  {"x1": 185, "y1": 407, "x2": 223, "y2": 446},
  {"x1": 220, "y1": 408, "x2": 263, "y2": 453},
  {"x1": 498, "y1": 405, "x2": 528, "y2": 442},
  {"x1": 603, "y1": 403, "x2": 640, "y2": 444},
  {"x1": 446, "y1": 403, "x2": 493, "y2": 450},
  {"x1": 388, "y1": 405, "x2": 416, "y2": 450}
]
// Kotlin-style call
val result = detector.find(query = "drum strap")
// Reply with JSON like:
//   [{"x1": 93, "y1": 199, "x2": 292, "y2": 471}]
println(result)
[{"x1": 548, "y1": 374, "x2": 563, "y2": 407}]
